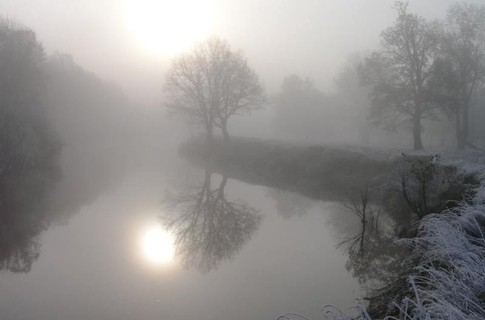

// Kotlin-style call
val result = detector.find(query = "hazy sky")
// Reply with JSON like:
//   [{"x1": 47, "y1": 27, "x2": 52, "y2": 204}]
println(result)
[{"x1": 1, "y1": 0, "x2": 482, "y2": 104}]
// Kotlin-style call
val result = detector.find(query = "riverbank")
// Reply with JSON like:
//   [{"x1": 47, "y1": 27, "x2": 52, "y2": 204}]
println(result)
[
  {"x1": 180, "y1": 137, "x2": 485, "y2": 319},
  {"x1": 364, "y1": 177, "x2": 485, "y2": 320},
  {"x1": 180, "y1": 137, "x2": 395, "y2": 202}
]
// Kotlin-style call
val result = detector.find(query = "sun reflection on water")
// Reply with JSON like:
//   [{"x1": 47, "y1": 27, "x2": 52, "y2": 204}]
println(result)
[{"x1": 140, "y1": 225, "x2": 175, "y2": 265}]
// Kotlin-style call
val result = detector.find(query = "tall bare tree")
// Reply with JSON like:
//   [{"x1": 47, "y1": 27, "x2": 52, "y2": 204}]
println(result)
[
  {"x1": 360, "y1": 2, "x2": 441, "y2": 150},
  {"x1": 439, "y1": 3, "x2": 485, "y2": 150},
  {"x1": 164, "y1": 37, "x2": 264, "y2": 142}
]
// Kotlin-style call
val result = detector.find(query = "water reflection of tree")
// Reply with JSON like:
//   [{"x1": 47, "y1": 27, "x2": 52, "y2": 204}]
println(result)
[
  {"x1": 338, "y1": 188, "x2": 409, "y2": 289},
  {"x1": 162, "y1": 171, "x2": 262, "y2": 272},
  {"x1": 0, "y1": 227, "x2": 42, "y2": 272},
  {"x1": 0, "y1": 151, "x2": 58, "y2": 272},
  {"x1": 0, "y1": 21, "x2": 62, "y2": 273},
  {"x1": 0, "y1": 166, "x2": 58, "y2": 272}
]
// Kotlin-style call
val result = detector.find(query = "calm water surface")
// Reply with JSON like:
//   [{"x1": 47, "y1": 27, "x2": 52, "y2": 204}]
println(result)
[{"x1": 0, "y1": 162, "x2": 363, "y2": 320}]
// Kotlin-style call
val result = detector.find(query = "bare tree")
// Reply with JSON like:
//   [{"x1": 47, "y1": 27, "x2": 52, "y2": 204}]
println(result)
[
  {"x1": 439, "y1": 3, "x2": 485, "y2": 150},
  {"x1": 164, "y1": 37, "x2": 264, "y2": 142},
  {"x1": 360, "y1": 1, "x2": 441, "y2": 150}
]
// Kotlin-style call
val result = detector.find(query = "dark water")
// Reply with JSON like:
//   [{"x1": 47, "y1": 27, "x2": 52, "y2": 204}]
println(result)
[{"x1": 0, "y1": 163, "x2": 364, "y2": 320}]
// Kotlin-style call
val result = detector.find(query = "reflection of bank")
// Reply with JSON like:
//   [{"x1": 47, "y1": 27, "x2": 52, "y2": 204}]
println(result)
[
  {"x1": 161, "y1": 170, "x2": 262, "y2": 272},
  {"x1": 0, "y1": 175, "x2": 58, "y2": 273},
  {"x1": 0, "y1": 20, "x2": 62, "y2": 273}
]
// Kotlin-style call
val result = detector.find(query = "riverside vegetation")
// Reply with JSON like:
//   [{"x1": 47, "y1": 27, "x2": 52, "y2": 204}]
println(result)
[{"x1": 180, "y1": 137, "x2": 483, "y2": 319}]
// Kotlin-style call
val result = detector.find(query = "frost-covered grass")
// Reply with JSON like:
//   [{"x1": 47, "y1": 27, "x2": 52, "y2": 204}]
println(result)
[
  {"x1": 395, "y1": 207, "x2": 485, "y2": 319},
  {"x1": 279, "y1": 155, "x2": 485, "y2": 320},
  {"x1": 280, "y1": 205, "x2": 485, "y2": 319}
]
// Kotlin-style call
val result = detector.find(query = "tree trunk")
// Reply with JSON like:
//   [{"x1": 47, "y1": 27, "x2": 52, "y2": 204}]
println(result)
[
  {"x1": 412, "y1": 116, "x2": 424, "y2": 150},
  {"x1": 456, "y1": 111, "x2": 465, "y2": 150},
  {"x1": 205, "y1": 123, "x2": 215, "y2": 157},
  {"x1": 221, "y1": 119, "x2": 230, "y2": 142},
  {"x1": 206, "y1": 124, "x2": 213, "y2": 142},
  {"x1": 463, "y1": 104, "x2": 470, "y2": 149},
  {"x1": 359, "y1": 219, "x2": 366, "y2": 258}
]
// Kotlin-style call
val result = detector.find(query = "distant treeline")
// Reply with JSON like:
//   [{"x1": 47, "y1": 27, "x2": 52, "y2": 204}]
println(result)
[
  {"x1": 0, "y1": 19, "x2": 144, "y2": 272},
  {"x1": 272, "y1": 2, "x2": 485, "y2": 151}
]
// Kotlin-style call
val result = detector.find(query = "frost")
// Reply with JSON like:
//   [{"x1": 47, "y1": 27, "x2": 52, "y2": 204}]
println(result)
[
  {"x1": 278, "y1": 157, "x2": 485, "y2": 320},
  {"x1": 395, "y1": 203, "x2": 485, "y2": 319}
]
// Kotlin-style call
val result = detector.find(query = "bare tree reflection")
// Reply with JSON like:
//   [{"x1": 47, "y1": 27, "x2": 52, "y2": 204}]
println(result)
[
  {"x1": 338, "y1": 187, "x2": 408, "y2": 289},
  {"x1": 162, "y1": 170, "x2": 262, "y2": 272}
]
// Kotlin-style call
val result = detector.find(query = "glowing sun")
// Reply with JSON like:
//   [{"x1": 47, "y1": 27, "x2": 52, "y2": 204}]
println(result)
[
  {"x1": 141, "y1": 226, "x2": 175, "y2": 265},
  {"x1": 125, "y1": 0, "x2": 216, "y2": 56}
]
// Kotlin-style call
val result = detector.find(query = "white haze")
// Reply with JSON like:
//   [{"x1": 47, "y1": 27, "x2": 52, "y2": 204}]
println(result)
[
  {"x1": 2, "y1": 0, "x2": 481, "y2": 102},
  {"x1": 0, "y1": 1, "x2": 484, "y2": 320}
]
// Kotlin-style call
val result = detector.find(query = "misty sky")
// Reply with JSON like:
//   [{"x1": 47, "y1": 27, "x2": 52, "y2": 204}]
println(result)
[{"x1": 1, "y1": 0, "x2": 482, "y2": 104}]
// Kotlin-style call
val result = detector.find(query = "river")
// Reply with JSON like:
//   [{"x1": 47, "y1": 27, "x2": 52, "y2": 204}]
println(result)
[{"x1": 0, "y1": 160, "x2": 365, "y2": 320}]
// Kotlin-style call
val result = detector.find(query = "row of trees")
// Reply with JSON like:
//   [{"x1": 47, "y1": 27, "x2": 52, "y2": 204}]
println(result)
[
  {"x1": 361, "y1": 1, "x2": 485, "y2": 150},
  {"x1": 0, "y1": 19, "x2": 144, "y2": 272},
  {"x1": 0, "y1": 19, "x2": 62, "y2": 272},
  {"x1": 271, "y1": 2, "x2": 485, "y2": 151},
  {"x1": 166, "y1": 2, "x2": 485, "y2": 151}
]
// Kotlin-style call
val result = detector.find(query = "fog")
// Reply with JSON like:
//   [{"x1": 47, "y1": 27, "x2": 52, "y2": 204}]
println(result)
[
  {"x1": 0, "y1": 0, "x2": 484, "y2": 319},
  {"x1": 2, "y1": 0, "x2": 477, "y2": 98}
]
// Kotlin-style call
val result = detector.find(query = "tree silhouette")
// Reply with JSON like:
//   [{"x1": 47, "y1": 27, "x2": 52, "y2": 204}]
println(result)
[
  {"x1": 360, "y1": 2, "x2": 441, "y2": 150},
  {"x1": 165, "y1": 37, "x2": 264, "y2": 142},
  {"x1": 162, "y1": 171, "x2": 262, "y2": 272},
  {"x1": 0, "y1": 19, "x2": 61, "y2": 272},
  {"x1": 439, "y1": 3, "x2": 485, "y2": 149}
]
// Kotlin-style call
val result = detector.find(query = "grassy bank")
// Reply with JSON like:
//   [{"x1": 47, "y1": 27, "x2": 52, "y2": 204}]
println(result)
[
  {"x1": 180, "y1": 137, "x2": 485, "y2": 319},
  {"x1": 180, "y1": 137, "x2": 394, "y2": 202}
]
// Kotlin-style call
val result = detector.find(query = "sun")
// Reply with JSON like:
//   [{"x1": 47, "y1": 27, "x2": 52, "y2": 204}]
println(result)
[
  {"x1": 141, "y1": 226, "x2": 175, "y2": 265},
  {"x1": 124, "y1": 0, "x2": 216, "y2": 57}
]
